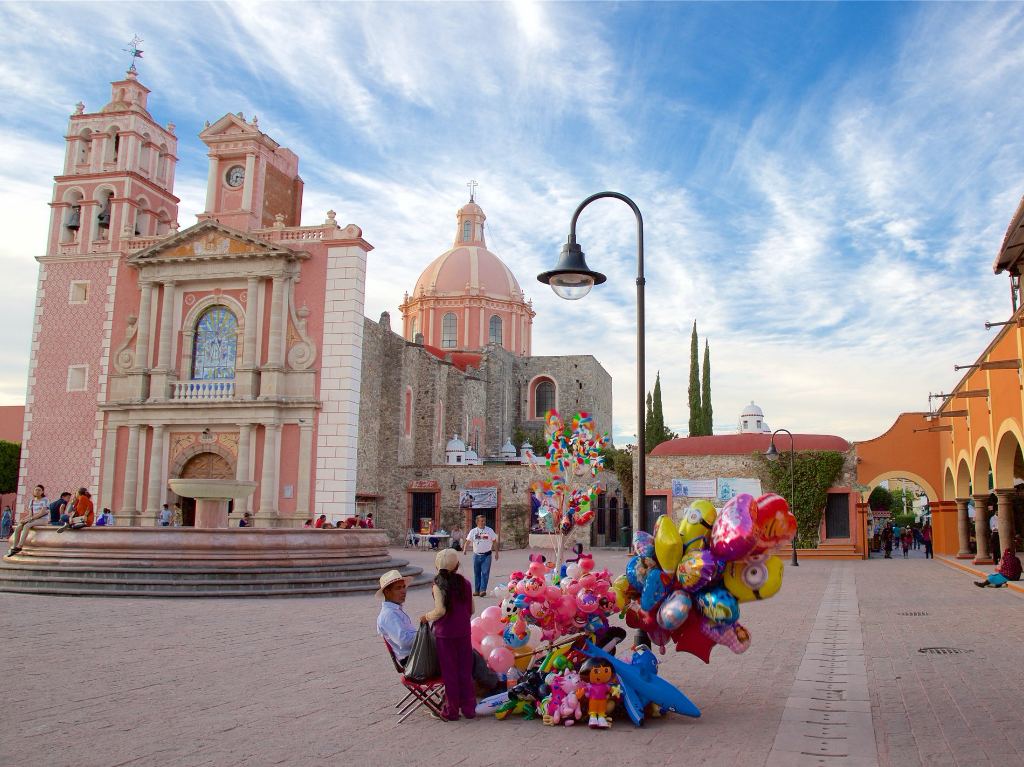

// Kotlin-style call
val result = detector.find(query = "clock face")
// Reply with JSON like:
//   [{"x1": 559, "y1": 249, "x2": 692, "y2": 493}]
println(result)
[{"x1": 226, "y1": 165, "x2": 245, "y2": 188}]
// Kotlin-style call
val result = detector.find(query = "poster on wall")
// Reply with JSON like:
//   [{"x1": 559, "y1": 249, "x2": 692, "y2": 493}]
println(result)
[
  {"x1": 671, "y1": 478, "x2": 717, "y2": 498},
  {"x1": 459, "y1": 487, "x2": 498, "y2": 509},
  {"x1": 716, "y1": 477, "x2": 762, "y2": 501}
]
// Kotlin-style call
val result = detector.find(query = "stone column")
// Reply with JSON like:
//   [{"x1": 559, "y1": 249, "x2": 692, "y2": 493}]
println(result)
[
  {"x1": 243, "y1": 153, "x2": 257, "y2": 212},
  {"x1": 261, "y1": 277, "x2": 285, "y2": 397},
  {"x1": 296, "y1": 421, "x2": 314, "y2": 519},
  {"x1": 236, "y1": 424, "x2": 253, "y2": 513},
  {"x1": 236, "y1": 276, "x2": 261, "y2": 398},
  {"x1": 99, "y1": 425, "x2": 118, "y2": 513},
  {"x1": 994, "y1": 489, "x2": 1017, "y2": 561},
  {"x1": 955, "y1": 497, "x2": 972, "y2": 558},
  {"x1": 973, "y1": 493, "x2": 992, "y2": 564},
  {"x1": 205, "y1": 157, "x2": 219, "y2": 212},
  {"x1": 180, "y1": 330, "x2": 195, "y2": 383},
  {"x1": 133, "y1": 281, "x2": 154, "y2": 371},
  {"x1": 149, "y1": 281, "x2": 176, "y2": 400},
  {"x1": 122, "y1": 425, "x2": 142, "y2": 524},
  {"x1": 144, "y1": 424, "x2": 165, "y2": 521},
  {"x1": 258, "y1": 423, "x2": 281, "y2": 520}
]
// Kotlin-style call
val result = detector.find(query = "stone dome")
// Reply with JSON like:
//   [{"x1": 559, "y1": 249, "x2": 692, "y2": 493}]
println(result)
[
  {"x1": 738, "y1": 401, "x2": 768, "y2": 434},
  {"x1": 741, "y1": 401, "x2": 764, "y2": 418},
  {"x1": 446, "y1": 434, "x2": 467, "y2": 453},
  {"x1": 413, "y1": 246, "x2": 523, "y2": 301}
]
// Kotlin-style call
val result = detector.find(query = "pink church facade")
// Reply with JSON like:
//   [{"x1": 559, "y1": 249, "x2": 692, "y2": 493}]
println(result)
[{"x1": 17, "y1": 71, "x2": 370, "y2": 526}]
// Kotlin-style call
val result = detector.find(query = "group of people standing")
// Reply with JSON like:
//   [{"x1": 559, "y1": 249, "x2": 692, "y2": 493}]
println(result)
[
  {"x1": 3, "y1": 484, "x2": 102, "y2": 556},
  {"x1": 880, "y1": 522, "x2": 933, "y2": 559}
]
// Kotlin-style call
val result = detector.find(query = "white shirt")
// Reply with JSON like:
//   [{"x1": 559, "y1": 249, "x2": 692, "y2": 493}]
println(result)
[
  {"x1": 990, "y1": 515, "x2": 999, "y2": 532},
  {"x1": 377, "y1": 601, "x2": 417, "y2": 660},
  {"x1": 24, "y1": 496, "x2": 49, "y2": 524},
  {"x1": 467, "y1": 525, "x2": 497, "y2": 554}
]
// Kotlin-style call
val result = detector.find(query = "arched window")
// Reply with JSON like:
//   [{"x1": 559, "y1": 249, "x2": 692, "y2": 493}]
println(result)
[
  {"x1": 462, "y1": 221, "x2": 472, "y2": 242},
  {"x1": 488, "y1": 315, "x2": 502, "y2": 345},
  {"x1": 139, "y1": 133, "x2": 151, "y2": 174},
  {"x1": 78, "y1": 129, "x2": 92, "y2": 165},
  {"x1": 441, "y1": 312, "x2": 457, "y2": 348},
  {"x1": 535, "y1": 379, "x2": 555, "y2": 418},
  {"x1": 191, "y1": 306, "x2": 238, "y2": 380}
]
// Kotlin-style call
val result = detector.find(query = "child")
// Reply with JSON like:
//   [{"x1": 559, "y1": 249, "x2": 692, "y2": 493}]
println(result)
[
  {"x1": 579, "y1": 656, "x2": 615, "y2": 729},
  {"x1": 421, "y1": 548, "x2": 475, "y2": 721}
]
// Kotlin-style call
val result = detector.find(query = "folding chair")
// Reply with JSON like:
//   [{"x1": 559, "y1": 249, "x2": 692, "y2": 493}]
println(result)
[{"x1": 383, "y1": 638, "x2": 446, "y2": 723}]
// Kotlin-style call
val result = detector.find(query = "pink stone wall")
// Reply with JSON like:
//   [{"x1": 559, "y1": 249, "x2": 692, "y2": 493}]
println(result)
[
  {"x1": 22, "y1": 259, "x2": 113, "y2": 499},
  {"x1": 278, "y1": 423, "x2": 298, "y2": 515}
]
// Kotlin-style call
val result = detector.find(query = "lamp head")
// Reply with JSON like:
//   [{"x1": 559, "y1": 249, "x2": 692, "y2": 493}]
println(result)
[
  {"x1": 537, "y1": 239, "x2": 606, "y2": 301},
  {"x1": 765, "y1": 440, "x2": 780, "y2": 461}
]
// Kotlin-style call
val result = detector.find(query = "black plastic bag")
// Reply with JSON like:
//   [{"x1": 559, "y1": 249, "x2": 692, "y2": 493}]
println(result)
[{"x1": 404, "y1": 623, "x2": 440, "y2": 682}]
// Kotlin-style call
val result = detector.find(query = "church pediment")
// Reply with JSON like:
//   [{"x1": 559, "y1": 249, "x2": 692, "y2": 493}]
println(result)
[
  {"x1": 200, "y1": 113, "x2": 279, "y2": 150},
  {"x1": 127, "y1": 220, "x2": 303, "y2": 265}
]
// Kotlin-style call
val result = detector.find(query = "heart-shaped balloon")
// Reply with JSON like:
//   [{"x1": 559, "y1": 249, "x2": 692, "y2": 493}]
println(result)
[
  {"x1": 711, "y1": 494, "x2": 758, "y2": 561},
  {"x1": 750, "y1": 493, "x2": 797, "y2": 555},
  {"x1": 677, "y1": 548, "x2": 724, "y2": 593}
]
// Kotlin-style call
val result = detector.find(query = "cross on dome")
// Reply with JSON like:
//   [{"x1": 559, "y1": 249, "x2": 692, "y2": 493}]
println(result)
[{"x1": 467, "y1": 179, "x2": 478, "y2": 202}]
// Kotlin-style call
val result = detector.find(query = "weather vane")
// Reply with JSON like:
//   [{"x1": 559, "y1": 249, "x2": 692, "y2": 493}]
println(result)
[
  {"x1": 123, "y1": 35, "x2": 144, "y2": 72},
  {"x1": 467, "y1": 179, "x2": 478, "y2": 202}
]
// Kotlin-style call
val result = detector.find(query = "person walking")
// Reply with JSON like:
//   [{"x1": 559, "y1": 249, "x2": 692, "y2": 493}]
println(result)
[
  {"x1": 421, "y1": 548, "x2": 476, "y2": 721},
  {"x1": 900, "y1": 527, "x2": 912, "y2": 558},
  {"x1": 465, "y1": 514, "x2": 499, "y2": 597},
  {"x1": 922, "y1": 523, "x2": 934, "y2": 559},
  {"x1": 1, "y1": 507, "x2": 12, "y2": 540},
  {"x1": 882, "y1": 523, "x2": 893, "y2": 559}
]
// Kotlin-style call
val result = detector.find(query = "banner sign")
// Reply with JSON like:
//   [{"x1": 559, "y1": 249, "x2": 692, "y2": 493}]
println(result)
[
  {"x1": 459, "y1": 487, "x2": 498, "y2": 509},
  {"x1": 716, "y1": 477, "x2": 762, "y2": 501},
  {"x1": 671, "y1": 479, "x2": 717, "y2": 498}
]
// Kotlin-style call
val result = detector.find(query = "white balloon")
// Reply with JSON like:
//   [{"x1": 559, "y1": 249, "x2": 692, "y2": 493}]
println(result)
[
  {"x1": 565, "y1": 563, "x2": 582, "y2": 579},
  {"x1": 492, "y1": 584, "x2": 509, "y2": 599}
]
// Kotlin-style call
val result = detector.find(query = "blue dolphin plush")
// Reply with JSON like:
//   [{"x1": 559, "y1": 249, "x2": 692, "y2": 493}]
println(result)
[{"x1": 581, "y1": 640, "x2": 701, "y2": 725}]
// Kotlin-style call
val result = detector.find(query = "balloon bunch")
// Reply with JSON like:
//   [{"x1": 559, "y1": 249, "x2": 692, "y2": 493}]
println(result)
[
  {"x1": 612, "y1": 493, "x2": 797, "y2": 662},
  {"x1": 531, "y1": 410, "x2": 609, "y2": 568},
  {"x1": 472, "y1": 552, "x2": 619, "y2": 672}
]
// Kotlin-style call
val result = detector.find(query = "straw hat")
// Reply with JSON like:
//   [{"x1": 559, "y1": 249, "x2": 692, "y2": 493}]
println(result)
[
  {"x1": 375, "y1": 569, "x2": 412, "y2": 599},
  {"x1": 435, "y1": 548, "x2": 459, "y2": 572}
]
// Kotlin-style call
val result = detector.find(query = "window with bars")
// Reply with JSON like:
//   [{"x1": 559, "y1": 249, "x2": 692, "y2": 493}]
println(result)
[{"x1": 441, "y1": 312, "x2": 457, "y2": 348}]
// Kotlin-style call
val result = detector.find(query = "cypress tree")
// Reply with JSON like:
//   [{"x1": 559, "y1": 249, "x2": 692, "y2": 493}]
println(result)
[
  {"x1": 688, "y1": 321, "x2": 702, "y2": 436},
  {"x1": 645, "y1": 392, "x2": 655, "y2": 453},
  {"x1": 652, "y1": 371, "x2": 666, "y2": 448},
  {"x1": 701, "y1": 340, "x2": 713, "y2": 436}
]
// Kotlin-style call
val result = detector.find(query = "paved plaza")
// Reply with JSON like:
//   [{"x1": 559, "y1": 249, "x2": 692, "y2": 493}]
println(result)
[{"x1": 2, "y1": 547, "x2": 1022, "y2": 767}]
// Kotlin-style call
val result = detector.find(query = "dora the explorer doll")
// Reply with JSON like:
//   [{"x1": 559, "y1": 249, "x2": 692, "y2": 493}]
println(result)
[{"x1": 578, "y1": 657, "x2": 615, "y2": 729}]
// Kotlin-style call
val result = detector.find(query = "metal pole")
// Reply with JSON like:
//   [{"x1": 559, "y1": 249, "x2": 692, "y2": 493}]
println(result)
[
  {"x1": 789, "y1": 431, "x2": 798, "y2": 566},
  {"x1": 567, "y1": 192, "x2": 645, "y2": 530}
]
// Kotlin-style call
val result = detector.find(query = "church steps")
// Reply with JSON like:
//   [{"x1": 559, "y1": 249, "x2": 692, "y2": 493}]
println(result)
[{"x1": 0, "y1": 563, "x2": 429, "y2": 597}]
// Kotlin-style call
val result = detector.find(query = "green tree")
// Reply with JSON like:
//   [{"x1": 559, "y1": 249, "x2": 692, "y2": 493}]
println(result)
[
  {"x1": 687, "y1": 321, "x2": 701, "y2": 436},
  {"x1": 645, "y1": 372, "x2": 675, "y2": 453},
  {"x1": 889, "y1": 487, "x2": 917, "y2": 517},
  {"x1": 600, "y1": 445, "x2": 633, "y2": 503},
  {"x1": 645, "y1": 392, "x2": 655, "y2": 453},
  {"x1": 700, "y1": 339, "x2": 713, "y2": 436},
  {"x1": 867, "y1": 485, "x2": 892, "y2": 511},
  {"x1": 0, "y1": 441, "x2": 20, "y2": 497}
]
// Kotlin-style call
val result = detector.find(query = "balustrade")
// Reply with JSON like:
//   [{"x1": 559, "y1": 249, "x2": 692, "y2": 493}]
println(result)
[{"x1": 171, "y1": 379, "x2": 235, "y2": 401}]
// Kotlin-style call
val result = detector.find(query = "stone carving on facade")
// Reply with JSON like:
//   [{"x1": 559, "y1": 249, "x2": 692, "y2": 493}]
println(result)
[
  {"x1": 112, "y1": 314, "x2": 139, "y2": 373},
  {"x1": 286, "y1": 280, "x2": 317, "y2": 370}
]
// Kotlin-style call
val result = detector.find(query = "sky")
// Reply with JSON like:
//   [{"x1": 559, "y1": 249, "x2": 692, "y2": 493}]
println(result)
[{"x1": 1, "y1": 1, "x2": 1023, "y2": 448}]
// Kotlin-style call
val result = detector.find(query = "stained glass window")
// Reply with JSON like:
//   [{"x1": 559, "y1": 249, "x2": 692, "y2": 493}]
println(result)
[{"x1": 192, "y1": 306, "x2": 237, "y2": 380}]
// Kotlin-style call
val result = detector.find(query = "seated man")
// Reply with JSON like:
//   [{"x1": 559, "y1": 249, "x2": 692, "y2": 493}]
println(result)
[{"x1": 376, "y1": 570, "x2": 501, "y2": 694}]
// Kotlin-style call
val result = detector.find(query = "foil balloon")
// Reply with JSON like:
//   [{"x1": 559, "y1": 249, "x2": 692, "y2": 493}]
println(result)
[
  {"x1": 678, "y1": 500, "x2": 717, "y2": 553},
  {"x1": 723, "y1": 555, "x2": 784, "y2": 602},
  {"x1": 710, "y1": 494, "x2": 758, "y2": 561},
  {"x1": 612, "y1": 574, "x2": 634, "y2": 611},
  {"x1": 624, "y1": 603, "x2": 659, "y2": 632},
  {"x1": 503, "y1": 624, "x2": 530, "y2": 648},
  {"x1": 676, "y1": 548, "x2": 724, "y2": 593},
  {"x1": 632, "y1": 530, "x2": 656, "y2": 559},
  {"x1": 657, "y1": 590, "x2": 692, "y2": 631},
  {"x1": 576, "y1": 588, "x2": 600, "y2": 613},
  {"x1": 625, "y1": 555, "x2": 655, "y2": 592},
  {"x1": 750, "y1": 493, "x2": 797, "y2": 555},
  {"x1": 700, "y1": 620, "x2": 751, "y2": 654},
  {"x1": 640, "y1": 568, "x2": 669, "y2": 612},
  {"x1": 654, "y1": 513, "x2": 684, "y2": 572},
  {"x1": 696, "y1": 586, "x2": 740, "y2": 625}
]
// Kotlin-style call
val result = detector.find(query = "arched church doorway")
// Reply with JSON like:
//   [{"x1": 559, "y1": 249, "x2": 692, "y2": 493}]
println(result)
[{"x1": 177, "y1": 452, "x2": 234, "y2": 527}]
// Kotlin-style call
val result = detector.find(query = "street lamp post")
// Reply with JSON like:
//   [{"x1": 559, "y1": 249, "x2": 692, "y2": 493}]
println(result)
[
  {"x1": 765, "y1": 428, "x2": 798, "y2": 566},
  {"x1": 538, "y1": 192, "x2": 646, "y2": 530}
]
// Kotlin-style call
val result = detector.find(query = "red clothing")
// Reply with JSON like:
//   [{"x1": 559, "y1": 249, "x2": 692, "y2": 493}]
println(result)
[
  {"x1": 997, "y1": 549, "x2": 1023, "y2": 581},
  {"x1": 314, "y1": 518, "x2": 325, "y2": 528},
  {"x1": 73, "y1": 496, "x2": 95, "y2": 526}
]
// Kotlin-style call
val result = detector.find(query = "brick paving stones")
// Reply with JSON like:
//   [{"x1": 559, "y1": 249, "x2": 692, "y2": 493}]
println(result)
[{"x1": 1, "y1": 546, "x2": 1020, "y2": 766}]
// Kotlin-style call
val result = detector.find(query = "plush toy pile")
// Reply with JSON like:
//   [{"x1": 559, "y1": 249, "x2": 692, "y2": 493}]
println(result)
[{"x1": 613, "y1": 493, "x2": 797, "y2": 661}]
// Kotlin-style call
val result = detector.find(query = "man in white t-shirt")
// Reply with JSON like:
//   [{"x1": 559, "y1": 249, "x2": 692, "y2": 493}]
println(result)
[
  {"x1": 7, "y1": 484, "x2": 49, "y2": 556},
  {"x1": 465, "y1": 514, "x2": 499, "y2": 596}
]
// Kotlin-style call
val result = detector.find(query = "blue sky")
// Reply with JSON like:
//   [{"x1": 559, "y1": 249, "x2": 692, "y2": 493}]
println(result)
[{"x1": 1, "y1": 1, "x2": 1023, "y2": 446}]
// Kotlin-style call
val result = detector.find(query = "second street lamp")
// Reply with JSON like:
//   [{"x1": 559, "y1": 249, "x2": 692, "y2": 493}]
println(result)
[
  {"x1": 766, "y1": 428, "x2": 799, "y2": 566},
  {"x1": 538, "y1": 191, "x2": 646, "y2": 530}
]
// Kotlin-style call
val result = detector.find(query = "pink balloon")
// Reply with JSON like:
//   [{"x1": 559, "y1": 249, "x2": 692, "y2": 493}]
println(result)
[
  {"x1": 711, "y1": 494, "x2": 758, "y2": 561},
  {"x1": 479, "y1": 615, "x2": 503, "y2": 635},
  {"x1": 480, "y1": 634, "x2": 504, "y2": 654},
  {"x1": 545, "y1": 585, "x2": 562, "y2": 602},
  {"x1": 488, "y1": 647, "x2": 515, "y2": 674}
]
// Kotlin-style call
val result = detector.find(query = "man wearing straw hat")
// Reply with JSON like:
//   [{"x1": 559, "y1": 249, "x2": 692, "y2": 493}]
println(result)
[{"x1": 376, "y1": 568, "x2": 501, "y2": 692}]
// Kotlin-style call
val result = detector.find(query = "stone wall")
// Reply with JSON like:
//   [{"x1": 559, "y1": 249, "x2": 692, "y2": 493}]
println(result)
[{"x1": 517, "y1": 355, "x2": 613, "y2": 437}]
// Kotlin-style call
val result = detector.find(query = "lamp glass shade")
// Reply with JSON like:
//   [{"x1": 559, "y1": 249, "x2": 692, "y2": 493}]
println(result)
[
  {"x1": 549, "y1": 272, "x2": 595, "y2": 300},
  {"x1": 765, "y1": 442, "x2": 780, "y2": 461}
]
